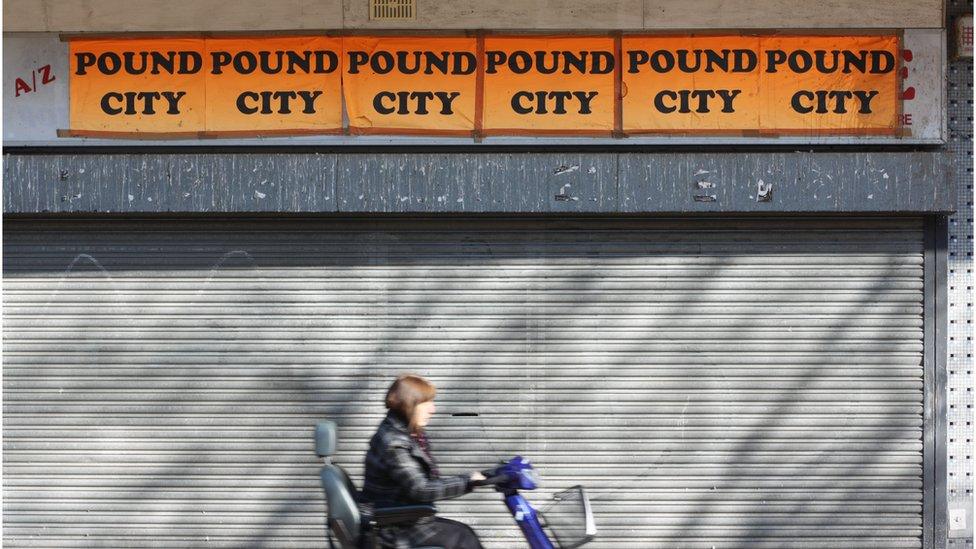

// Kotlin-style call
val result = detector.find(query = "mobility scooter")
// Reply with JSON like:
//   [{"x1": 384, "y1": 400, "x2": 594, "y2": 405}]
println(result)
[{"x1": 316, "y1": 420, "x2": 596, "y2": 549}]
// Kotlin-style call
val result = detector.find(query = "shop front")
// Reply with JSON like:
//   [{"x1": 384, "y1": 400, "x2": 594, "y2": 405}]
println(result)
[{"x1": 2, "y1": 13, "x2": 962, "y2": 549}]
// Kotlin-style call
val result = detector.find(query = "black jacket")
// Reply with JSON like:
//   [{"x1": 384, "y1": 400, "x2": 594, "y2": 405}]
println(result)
[{"x1": 360, "y1": 411, "x2": 472, "y2": 548}]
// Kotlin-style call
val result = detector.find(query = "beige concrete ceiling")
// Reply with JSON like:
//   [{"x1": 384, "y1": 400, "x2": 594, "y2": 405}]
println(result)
[{"x1": 3, "y1": 0, "x2": 944, "y2": 32}]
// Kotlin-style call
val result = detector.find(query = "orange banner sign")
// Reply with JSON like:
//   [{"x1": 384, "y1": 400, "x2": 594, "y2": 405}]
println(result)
[
  {"x1": 621, "y1": 34, "x2": 899, "y2": 133},
  {"x1": 342, "y1": 36, "x2": 478, "y2": 135},
  {"x1": 481, "y1": 36, "x2": 617, "y2": 135},
  {"x1": 70, "y1": 38, "x2": 207, "y2": 135},
  {"x1": 69, "y1": 36, "x2": 343, "y2": 136},
  {"x1": 205, "y1": 36, "x2": 343, "y2": 134},
  {"x1": 66, "y1": 34, "x2": 902, "y2": 138}
]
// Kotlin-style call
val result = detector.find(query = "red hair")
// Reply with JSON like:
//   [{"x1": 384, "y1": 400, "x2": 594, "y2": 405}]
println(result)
[{"x1": 385, "y1": 374, "x2": 437, "y2": 433}]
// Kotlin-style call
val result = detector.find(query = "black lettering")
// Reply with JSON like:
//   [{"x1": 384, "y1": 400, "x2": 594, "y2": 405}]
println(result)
[
  {"x1": 853, "y1": 90, "x2": 879, "y2": 113},
  {"x1": 178, "y1": 51, "x2": 202, "y2": 74},
  {"x1": 485, "y1": 51, "x2": 507, "y2": 74},
  {"x1": 395, "y1": 91, "x2": 410, "y2": 114},
  {"x1": 828, "y1": 90, "x2": 854, "y2": 113},
  {"x1": 211, "y1": 51, "x2": 232, "y2": 74},
  {"x1": 813, "y1": 90, "x2": 829, "y2": 113},
  {"x1": 788, "y1": 50, "x2": 812, "y2": 73},
  {"x1": 100, "y1": 92, "x2": 124, "y2": 115},
  {"x1": 150, "y1": 51, "x2": 174, "y2": 75},
  {"x1": 122, "y1": 92, "x2": 138, "y2": 115},
  {"x1": 765, "y1": 50, "x2": 787, "y2": 73},
  {"x1": 371, "y1": 51, "x2": 394, "y2": 74},
  {"x1": 425, "y1": 51, "x2": 448, "y2": 74},
  {"x1": 690, "y1": 89, "x2": 715, "y2": 113},
  {"x1": 650, "y1": 51, "x2": 674, "y2": 73},
  {"x1": 703, "y1": 49, "x2": 729, "y2": 72},
  {"x1": 75, "y1": 52, "x2": 97, "y2": 75},
  {"x1": 676, "y1": 50, "x2": 702, "y2": 73},
  {"x1": 870, "y1": 51, "x2": 895, "y2": 74},
  {"x1": 123, "y1": 52, "x2": 148, "y2": 74},
  {"x1": 397, "y1": 51, "x2": 421, "y2": 74},
  {"x1": 434, "y1": 91, "x2": 461, "y2": 114},
  {"x1": 233, "y1": 52, "x2": 257, "y2": 74},
  {"x1": 137, "y1": 91, "x2": 161, "y2": 114},
  {"x1": 791, "y1": 90, "x2": 814, "y2": 113},
  {"x1": 842, "y1": 50, "x2": 867, "y2": 73},
  {"x1": 716, "y1": 89, "x2": 741, "y2": 113},
  {"x1": 536, "y1": 52, "x2": 559, "y2": 75},
  {"x1": 347, "y1": 51, "x2": 369, "y2": 74},
  {"x1": 572, "y1": 91, "x2": 598, "y2": 114},
  {"x1": 97, "y1": 53, "x2": 121, "y2": 75},
  {"x1": 627, "y1": 50, "x2": 649, "y2": 73},
  {"x1": 273, "y1": 91, "x2": 297, "y2": 114},
  {"x1": 509, "y1": 51, "x2": 532, "y2": 74},
  {"x1": 313, "y1": 51, "x2": 339, "y2": 73},
  {"x1": 591, "y1": 51, "x2": 614, "y2": 74},
  {"x1": 814, "y1": 50, "x2": 840, "y2": 73},
  {"x1": 732, "y1": 50, "x2": 757, "y2": 72},
  {"x1": 511, "y1": 91, "x2": 534, "y2": 114},
  {"x1": 238, "y1": 91, "x2": 259, "y2": 114},
  {"x1": 161, "y1": 91, "x2": 186, "y2": 114},
  {"x1": 373, "y1": 91, "x2": 396, "y2": 114},
  {"x1": 286, "y1": 50, "x2": 311, "y2": 74},
  {"x1": 297, "y1": 90, "x2": 323, "y2": 113},
  {"x1": 453, "y1": 52, "x2": 477, "y2": 75},
  {"x1": 410, "y1": 91, "x2": 434, "y2": 115},
  {"x1": 654, "y1": 90, "x2": 677, "y2": 113},
  {"x1": 563, "y1": 50, "x2": 588, "y2": 74},
  {"x1": 549, "y1": 91, "x2": 572, "y2": 114},
  {"x1": 259, "y1": 51, "x2": 284, "y2": 74}
]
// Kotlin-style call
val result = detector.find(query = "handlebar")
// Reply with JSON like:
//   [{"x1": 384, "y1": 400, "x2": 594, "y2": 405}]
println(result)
[{"x1": 471, "y1": 473, "x2": 510, "y2": 487}]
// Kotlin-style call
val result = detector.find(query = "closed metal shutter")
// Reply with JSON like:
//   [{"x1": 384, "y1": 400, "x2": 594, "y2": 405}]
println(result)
[{"x1": 3, "y1": 216, "x2": 925, "y2": 549}]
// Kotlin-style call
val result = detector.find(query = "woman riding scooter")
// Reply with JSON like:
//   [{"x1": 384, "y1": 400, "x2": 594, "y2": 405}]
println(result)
[{"x1": 361, "y1": 374, "x2": 487, "y2": 549}]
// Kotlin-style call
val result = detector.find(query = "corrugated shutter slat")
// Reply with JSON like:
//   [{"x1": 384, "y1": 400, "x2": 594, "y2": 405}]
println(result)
[{"x1": 3, "y1": 217, "x2": 924, "y2": 548}]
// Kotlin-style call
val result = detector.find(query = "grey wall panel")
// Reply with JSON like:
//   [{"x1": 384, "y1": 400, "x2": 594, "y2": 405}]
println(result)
[
  {"x1": 3, "y1": 152, "x2": 954, "y2": 214},
  {"x1": 3, "y1": 216, "x2": 925, "y2": 548},
  {"x1": 3, "y1": 153, "x2": 339, "y2": 213},
  {"x1": 337, "y1": 153, "x2": 618, "y2": 213}
]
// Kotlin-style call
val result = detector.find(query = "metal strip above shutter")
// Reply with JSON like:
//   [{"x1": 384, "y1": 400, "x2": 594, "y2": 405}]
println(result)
[{"x1": 3, "y1": 216, "x2": 925, "y2": 548}]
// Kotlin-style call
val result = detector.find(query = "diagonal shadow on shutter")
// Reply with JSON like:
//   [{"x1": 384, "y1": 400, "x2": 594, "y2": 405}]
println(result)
[{"x1": 2, "y1": 216, "x2": 925, "y2": 548}]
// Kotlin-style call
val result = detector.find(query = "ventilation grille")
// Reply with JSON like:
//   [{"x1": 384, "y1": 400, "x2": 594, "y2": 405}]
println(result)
[{"x1": 370, "y1": 0, "x2": 415, "y2": 20}]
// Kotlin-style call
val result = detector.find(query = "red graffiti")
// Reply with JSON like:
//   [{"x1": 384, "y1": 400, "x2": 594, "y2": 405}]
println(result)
[
  {"x1": 900, "y1": 49, "x2": 915, "y2": 103},
  {"x1": 13, "y1": 64, "x2": 56, "y2": 98}
]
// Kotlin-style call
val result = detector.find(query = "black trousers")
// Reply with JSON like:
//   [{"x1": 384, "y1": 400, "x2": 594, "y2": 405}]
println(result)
[{"x1": 418, "y1": 518, "x2": 483, "y2": 549}]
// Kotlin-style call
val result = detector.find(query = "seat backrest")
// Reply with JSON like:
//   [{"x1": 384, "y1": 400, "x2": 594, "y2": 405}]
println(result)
[
  {"x1": 316, "y1": 420, "x2": 338, "y2": 458},
  {"x1": 317, "y1": 421, "x2": 361, "y2": 549},
  {"x1": 321, "y1": 464, "x2": 361, "y2": 549}
]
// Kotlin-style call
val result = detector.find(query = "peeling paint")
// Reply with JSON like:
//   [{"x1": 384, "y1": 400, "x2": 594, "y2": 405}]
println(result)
[{"x1": 3, "y1": 152, "x2": 953, "y2": 214}]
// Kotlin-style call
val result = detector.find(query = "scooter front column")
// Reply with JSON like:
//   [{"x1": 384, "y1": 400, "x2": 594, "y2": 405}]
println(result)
[{"x1": 504, "y1": 493, "x2": 554, "y2": 549}]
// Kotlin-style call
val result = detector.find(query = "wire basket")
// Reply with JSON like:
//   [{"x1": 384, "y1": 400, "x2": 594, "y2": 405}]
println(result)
[{"x1": 539, "y1": 486, "x2": 596, "y2": 549}]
